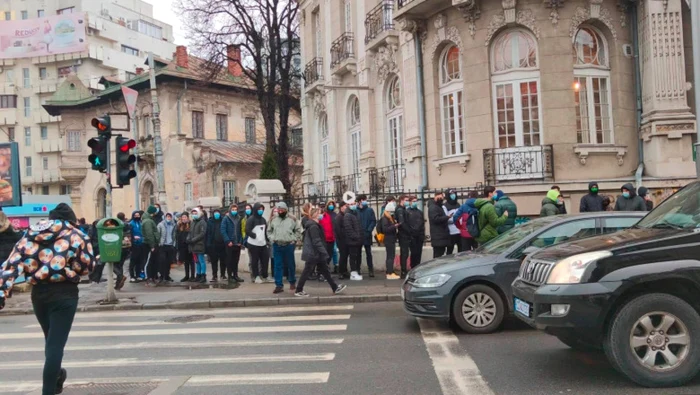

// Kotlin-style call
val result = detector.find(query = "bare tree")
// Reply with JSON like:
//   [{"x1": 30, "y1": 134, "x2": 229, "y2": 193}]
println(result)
[{"x1": 177, "y1": 0, "x2": 300, "y2": 195}]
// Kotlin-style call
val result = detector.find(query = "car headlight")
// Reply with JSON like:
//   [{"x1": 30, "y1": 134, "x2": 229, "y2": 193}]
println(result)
[
  {"x1": 546, "y1": 251, "x2": 612, "y2": 284},
  {"x1": 413, "y1": 274, "x2": 451, "y2": 288}
]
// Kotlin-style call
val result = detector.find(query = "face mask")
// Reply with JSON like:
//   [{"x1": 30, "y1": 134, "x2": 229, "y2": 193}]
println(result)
[
  {"x1": 450, "y1": 194, "x2": 456, "y2": 201},
  {"x1": 257, "y1": 209, "x2": 264, "y2": 216},
  {"x1": 362, "y1": 201, "x2": 368, "y2": 207},
  {"x1": 166, "y1": 218, "x2": 172, "y2": 223},
  {"x1": 214, "y1": 213, "x2": 221, "y2": 220},
  {"x1": 328, "y1": 205, "x2": 335, "y2": 211},
  {"x1": 134, "y1": 217, "x2": 141, "y2": 221},
  {"x1": 231, "y1": 210, "x2": 238, "y2": 216},
  {"x1": 349, "y1": 205, "x2": 358, "y2": 211},
  {"x1": 591, "y1": 187, "x2": 599, "y2": 194},
  {"x1": 192, "y1": 215, "x2": 199, "y2": 220},
  {"x1": 245, "y1": 209, "x2": 252, "y2": 216},
  {"x1": 155, "y1": 207, "x2": 160, "y2": 214},
  {"x1": 436, "y1": 198, "x2": 444, "y2": 205},
  {"x1": 622, "y1": 192, "x2": 630, "y2": 199},
  {"x1": 403, "y1": 201, "x2": 410, "y2": 207},
  {"x1": 318, "y1": 214, "x2": 324, "y2": 221},
  {"x1": 279, "y1": 212, "x2": 287, "y2": 218},
  {"x1": 411, "y1": 202, "x2": 418, "y2": 208}
]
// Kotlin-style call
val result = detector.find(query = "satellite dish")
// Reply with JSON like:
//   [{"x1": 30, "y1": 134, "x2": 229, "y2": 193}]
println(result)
[{"x1": 343, "y1": 191, "x2": 356, "y2": 204}]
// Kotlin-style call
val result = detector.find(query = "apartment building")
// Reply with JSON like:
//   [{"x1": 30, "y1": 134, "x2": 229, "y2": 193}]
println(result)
[
  {"x1": 299, "y1": 0, "x2": 697, "y2": 213},
  {"x1": 0, "y1": 0, "x2": 175, "y2": 197}
]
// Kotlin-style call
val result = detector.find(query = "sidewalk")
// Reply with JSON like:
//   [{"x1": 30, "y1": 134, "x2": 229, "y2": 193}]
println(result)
[{"x1": 0, "y1": 265, "x2": 403, "y2": 316}]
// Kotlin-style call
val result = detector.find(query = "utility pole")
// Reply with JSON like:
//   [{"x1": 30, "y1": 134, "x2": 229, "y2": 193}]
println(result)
[
  {"x1": 692, "y1": 1, "x2": 700, "y2": 179},
  {"x1": 104, "y1": 139, "x2": 117, "y2": 303},
  {"x1": 148, "y1": 52, "x2": 167, "y2": 211},
  {"x1": 132, "y1": 115, "x2": 140, "y2": 211}
]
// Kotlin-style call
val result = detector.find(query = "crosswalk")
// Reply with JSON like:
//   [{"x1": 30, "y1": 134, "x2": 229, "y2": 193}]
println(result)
[{"x1": 0, "y1": 304, "x2": 355, "y2": 394}]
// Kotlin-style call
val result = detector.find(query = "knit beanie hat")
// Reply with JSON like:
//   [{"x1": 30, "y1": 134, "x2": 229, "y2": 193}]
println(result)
[
  {"x1": 147, "y1": 206, "x2": 158, "y2": 215},
  {"x1": 49, "y1": 203, "x2": 77, "y2": 223}
]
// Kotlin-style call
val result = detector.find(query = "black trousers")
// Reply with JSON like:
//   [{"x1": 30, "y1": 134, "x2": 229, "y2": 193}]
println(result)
[
  {"x1": 159, "y1": 245, "x2": 176, "y2": 279},
  {"x1": 129, "y1": 244, "x2": 146, "y2": 279},
  {"x1": 297, "y1": 260, "x2": 338, "y2": 293},
  {"x1": 144, "y1": 247, "x2": 159, "y2": 280},
  {"x1": 325, "y1": 241, "x2": 335, "y2": 265},
  {"x1": 410, "y1": 237, "x2": 424, "y2": 269},
  {"x1": 384, "y1": 239, "x2": 396, "y2": 274},
  {"x1": 433, "y1": 246, "x2": 447, "y2": 259},
  {"x1": 348, "y1": 245, "x2": 362, "y2": 272},
  {"x1": 115, "y1": 248, "x2": 129, "y2": 283},
  {"x1": 446, "y1": 234, "x2": 463, "y2": 255},
  {"x1": 225, "y1": 245, "x2": 242, "y2": 278},
  {"x1": 462, "y1": 238, "x2": 478, "y2": 251},
  {"x1": 337, "y1": 244, "x2": 349, "y2": 274},
  {"x1": 179, "y1": 247, "x2": 194, "y2": 278},
  {"x1": 208, "y1": 244, "x2": 225, "y2": 278},
  {"x1": 362, "y1": 244, "x2": 374, "y2": 272},
  {"x1": 90, "y1": 260, "x2": 104, "y2": 283},
  {"x1": 399, "y1": 238, "x2": 410, "y2": 275},
  {"x1": 248, "y1": 245, "x2": 269, "y2": 278}
]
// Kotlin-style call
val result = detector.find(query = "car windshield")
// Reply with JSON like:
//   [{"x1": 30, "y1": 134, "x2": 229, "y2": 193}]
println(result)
[
  {"x1": 636, "y1": 182, "x2": 700, "y2": 230},
  {"x1": 476, "y1": 217, "x2": 560, "y2": 255}
]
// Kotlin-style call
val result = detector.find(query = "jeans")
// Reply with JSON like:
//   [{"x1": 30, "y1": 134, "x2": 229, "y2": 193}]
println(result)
[
  {"x1": 194, "y1": 253, "x2": 207, "y2": 275},
  {"x1": 273, "y1": 243, "x2": 296, "y2": 287},
  {"x1": 159, "y1": 245, "x2": 176, "y2": 279},
  {"x1": 115, "y1": 248, "x2": 129, "y2": 283},
  {"x1": 362, "y1": 244, "x2": 374, "y2": 272},
  {"x1": 325, "y1": 241, "x2": 335, "y2": 265},
  {"x1": 384, "y1": 239, "x2": 396, "y2": 274},
  {"x1": 399, "y1": 239, "x2": 410, "y2": 275},
  {"x1": 462, "y1": 238, "x2": 478, "y2": 251},
  {"x1": 332, "y1": 242, "x2": 338, "y2": 266},
  {"x1": 297, "y1": 260, "x2": 338, "y2": 293},
  {"x1": 33, "y1": 297, "x2": 78, "y2": 395},
  {"x1": 248, "y1": 245, "x2": 269, "y2": 279}
]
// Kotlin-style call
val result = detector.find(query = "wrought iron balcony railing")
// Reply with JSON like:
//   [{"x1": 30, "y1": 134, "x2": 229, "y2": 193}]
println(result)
[
  {"x1": 483, "y1": 145, "x2": 554, "y2": 184},
  {"x1": 330, "y1": 32, "x2": 355, "y2": 69},
  {"x1": 304, "y1": 58, "x2": 323, "y2": 86},
  {"x1": 365, "y1": 1, "x2": 395, "y2": 44},
  {"x1": 369, "y1": 165, "x2": 405, "y2": 195}
]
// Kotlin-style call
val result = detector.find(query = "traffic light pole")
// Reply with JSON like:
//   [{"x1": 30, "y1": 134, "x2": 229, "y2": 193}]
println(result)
[
  {"x1": 104, "y1": 138, "x2": 117, "y2": 303},
  {"x1": 148, "y1": 53, "x2": 167, "y2": 212}
]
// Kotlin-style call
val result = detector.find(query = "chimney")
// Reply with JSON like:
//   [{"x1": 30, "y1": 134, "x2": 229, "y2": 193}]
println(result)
[
  {"x1": 227, "y1": 44, "x2": 242, "y2": 77},
  {"x1": 135, "y1": 67, "x2": 144, "y2": 75},
  {"x1": 175, "y1": 45, "x2": 188, "y2": 68}
]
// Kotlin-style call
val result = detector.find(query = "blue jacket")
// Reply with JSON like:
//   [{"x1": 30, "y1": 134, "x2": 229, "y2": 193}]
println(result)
[
  {"x1": 357, "y1": 205, "x2": 377, "y2": 245},
  {"x1": 129, "y1": 210, "x2": 144, "y2": 245},
  {"x1": 453, "y1": 198, "x2": 478, "y2": 222},
  {"x1": 220, "y1": 213, "x2": 243, "y2": 245}
]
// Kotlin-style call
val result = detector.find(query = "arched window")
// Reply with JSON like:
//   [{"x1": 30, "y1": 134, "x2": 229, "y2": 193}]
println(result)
[
  {"x1": 348, "y1": 96, "x2": 361, "y2": 177},
  {"x1": 141, "y1": 181, "x2": 154, "y2": 210},
  {"x1": 96, "y1": 188, "x2": 106, "y2": 219},
  {"x1": 491, "y1": 29, "x2": 541, "y2": 148},
  {"x1": 319, "y1": 113, "x2": 329, "y2": 182},
  {"x1": 439, "y1": 44, "x2": 465, "y2": 157},
  {"x1": 573, "y1": 26, "x2": 613, "y2": 144},
  {"x1": 386, "y1": 76, "x2": 403, "y2": 190}
]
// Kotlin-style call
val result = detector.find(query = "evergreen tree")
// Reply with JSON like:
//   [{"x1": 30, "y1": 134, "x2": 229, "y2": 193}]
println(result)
[{"x1": 260, "y1": 150, "x2": 279, "y2": 179}]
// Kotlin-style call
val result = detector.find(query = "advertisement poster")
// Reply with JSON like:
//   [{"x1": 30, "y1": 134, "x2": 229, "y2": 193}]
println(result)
[
  {"x1": 0, "y1": 13, "x2": 87, "y2": 59},
  {"x1": 0, "y1": 142, "x2": 22, "y2": 207},
  {"x1": 8, "y1": 217, "x2": 29, "y2": 230}
]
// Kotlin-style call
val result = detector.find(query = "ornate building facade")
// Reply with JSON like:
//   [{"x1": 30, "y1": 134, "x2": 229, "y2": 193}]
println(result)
[{"x1": 299, "y1": 0, "x2": 696, "y2": 214}]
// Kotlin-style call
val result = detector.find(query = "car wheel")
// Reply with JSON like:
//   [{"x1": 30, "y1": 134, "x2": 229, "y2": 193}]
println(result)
[
  {"x1": 604, "y1": 293, "x2": 700, "y2": 387},
  {"x1": 452, "y1": 284, "x2": 505, "y2": 334},
  {"x1": 555, "y1": 332, "x2": 602, "y2": 352}
]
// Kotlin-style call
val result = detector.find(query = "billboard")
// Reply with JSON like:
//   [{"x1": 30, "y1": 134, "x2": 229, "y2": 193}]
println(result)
[
  {"x1": 0, "y1": 13, "x2": 87, "y2": 59},
  {"x1": 0, "y1": 143, "x2": 22, "y2": 207}
]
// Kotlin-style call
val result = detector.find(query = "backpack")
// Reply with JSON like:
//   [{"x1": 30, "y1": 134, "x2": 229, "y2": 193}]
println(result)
[{"x1": 465, "y1": 211, "x2": 480, "y2": 239}]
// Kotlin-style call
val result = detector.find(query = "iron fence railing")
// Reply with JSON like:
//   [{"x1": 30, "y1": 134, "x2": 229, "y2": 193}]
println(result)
[
  {"x1": 369, "y1": 165, "x2": 405, "y2": 195},
  {"x1": 365, "y1": 0, "x2": 395, "y2": 44},
  {"x1": 330, "y1": 32, "x2": 355, "y2": 69}
]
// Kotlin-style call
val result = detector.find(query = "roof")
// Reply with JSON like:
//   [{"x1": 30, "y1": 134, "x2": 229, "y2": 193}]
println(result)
[{"x1": 200, "y1": 140, "x2": 302, "y2": 166}]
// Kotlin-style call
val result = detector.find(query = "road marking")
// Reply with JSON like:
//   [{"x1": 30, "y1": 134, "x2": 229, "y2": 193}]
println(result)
[
  {"x1": 0, "y1": 377, "x2": 168, "y2": 393},
  {"x1": 418, "y1": 319, "x2": 495, "y2": 395},
  {"x1": 184, "y1": 373, "x2": 331, "y2": 386},
  {"x1": 0, "y1": 324, "x2": 348, "y2": 340},
  {"x1": 0, "y1": 338, "x2": 345, "y2": 353},
  {"x1": 0, "y1": 354, "x2": 336, "y2": 370},
  {"x1": 71, "y1": 304, "x2": 355, "y2": 318}
]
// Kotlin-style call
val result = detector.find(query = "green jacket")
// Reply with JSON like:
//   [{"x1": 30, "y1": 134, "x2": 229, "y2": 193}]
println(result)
[
  {"x1": 141, "y1": 212, "x2": 160, "y2": 249},
  {"x1": 267, "y1": 216, "x2": 302, "y2": 245},
  {"x1": 475, "y1": 199, "x2": 507, "y2": 244},
  {"x1": 540, "y1": 198, "x2": 560, "y2": 217},
  {"x1": 494, "y1": 196, "x2": 517, "y2": 234},
  {"x1": 241, "y1": 216, "x2": 248, "y2": 238}
]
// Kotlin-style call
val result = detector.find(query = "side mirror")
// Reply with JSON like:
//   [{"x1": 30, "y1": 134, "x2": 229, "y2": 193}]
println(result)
[{"x1": 523, "y1": 246, "x2": 540, "y2": 256}]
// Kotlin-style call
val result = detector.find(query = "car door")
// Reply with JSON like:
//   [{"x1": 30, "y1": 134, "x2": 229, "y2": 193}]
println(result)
[{"x1": 601, "y1": 216, "x2": 642, "y2": 234}]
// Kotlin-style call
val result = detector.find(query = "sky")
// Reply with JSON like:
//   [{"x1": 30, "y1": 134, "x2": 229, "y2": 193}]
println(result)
[{"x1": 143, "y1": 0, "x2": 189, "y2": 46}]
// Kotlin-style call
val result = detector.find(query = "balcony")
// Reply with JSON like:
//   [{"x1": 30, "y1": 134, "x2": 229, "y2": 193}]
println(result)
[
  {"x1": 304, "y1": 58, "x2": 324, "y2": 93},
  {"x1": 333, "y1": 173, "x2": 361, "y2": 197},
  {"x1": 308, "y1": 180, "x2": 332, "y2": 197},
  {"x1": 33, "y1": 83, "x2": 58, "y2": 95},
  {"x1": 483, "y1": 145, "x2": 554, "y2": 184},
  {"x1": 394, "y1": 0, "x2": 451, "y2": 20},
  {"x1": 21, "y1": 170, "x2": 62, "y2": 185},
  {"x1": 34, "y1": 113, "x2": 61, "y2": 124},
  {"x1": 58, "y1": 155, "x2": 88, "y2": 183},
  {"x1": 369, "y1": 165, "x2": 405, "y2": 195},
  {"x1": 330, "y1": 32, "x2": 357, "y2": 76},
  {"x1": 0, "y1": 109, "x2": 17, "y2": 126},
  {"x1": 365, "y1": 1, "x2": 399, "y2": 52},
  {"x1": 36, "y1": 139, "x2": 64, "y2": 153}
]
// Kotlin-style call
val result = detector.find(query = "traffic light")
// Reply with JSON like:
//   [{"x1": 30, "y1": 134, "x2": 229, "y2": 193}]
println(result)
[
  {"x1": 91, "y1": 115, "x2": 111, "y2": 137},
  {"x1": 115, "y1": 136, "x2": 137, "y2": 186},
  {"x1": 87, "y1": 136, "x2": 108, "y2": 172}
]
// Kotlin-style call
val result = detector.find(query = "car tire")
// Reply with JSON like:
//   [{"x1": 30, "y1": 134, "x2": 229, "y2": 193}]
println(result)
[
  {"x1": 603, "y1": 293, "x2": 700, "y2": 388},
  {"x1": 452, "y1": 284, "x2": 505, "y2": 334},
  {"x1": 555, "y1": 332, "x2": 602, "y2": 352}
]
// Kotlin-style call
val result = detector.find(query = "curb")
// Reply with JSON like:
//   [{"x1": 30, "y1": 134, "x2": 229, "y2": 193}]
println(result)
[{"x1": 0, "y1": 294, "x2": 402, "y2": 316}]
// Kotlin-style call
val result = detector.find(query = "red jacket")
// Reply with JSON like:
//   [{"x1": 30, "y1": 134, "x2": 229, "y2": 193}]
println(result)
[
  {"x1": 454, "y1": 213, "x2": 472, "y2": 239},
  {"x1": 319, "y1": 212, "x2": 335, "y2": 242}
]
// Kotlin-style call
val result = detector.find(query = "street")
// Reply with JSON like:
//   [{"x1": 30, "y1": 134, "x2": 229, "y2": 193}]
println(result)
[{"x1": 2, "y1": 302, "x2": 700, "y2": 394}]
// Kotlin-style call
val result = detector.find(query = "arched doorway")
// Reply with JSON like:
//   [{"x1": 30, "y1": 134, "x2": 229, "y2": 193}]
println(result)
[
  {"x1": 96, "y1": 188, "x2": 107, "y2": 219},
  {"x1": 141, "y1": 181, "x2": 154, "y2": 210}
]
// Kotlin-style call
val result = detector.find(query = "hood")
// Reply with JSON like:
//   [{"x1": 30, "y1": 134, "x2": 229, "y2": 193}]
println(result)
[
  {"x1": 622, "y1": 183, "x2": 637, "y2": 197},
  {"x1": 474, "y1": 198, "x2": 492, "y2": 209},
  {"x1": 141, "y1": 212, "x2": 152, "y2": 221},
  {"x1": 48, "y1": 203, "x2": 77, "y2": 224},
  {"x1": 638, "y1": 187, "x2": 649, "y2": 197},
  {"x1": 27, "y1": 220, "x2": 72, "y2": 245},
  {"x1": 588, "y1": 181, "x2": 599, "y2": 192},
  {"x1": 410, "y1": 251, "x2": 500, "y2": 278},
  {"x1": 446, "y1": 190, "x2": 459, "y2": 204},
  {"x1": 252, "y1": 203, "x2": 264, "y2": 217},
  {"x1": 546, "y1": 189, "x2": 560, "y2": 202},
  {"x1": 131, "y1": 210, "x2": 142, "y2": 220}
]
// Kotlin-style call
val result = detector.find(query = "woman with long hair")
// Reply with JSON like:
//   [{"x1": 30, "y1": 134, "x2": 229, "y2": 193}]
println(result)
[{"x1": 177, "y1": 213, "x2": 194, "y2": 282}]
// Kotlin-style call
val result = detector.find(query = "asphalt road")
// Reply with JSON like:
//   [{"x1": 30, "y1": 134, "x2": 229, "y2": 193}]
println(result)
[{"x1": 3, "y1": 302, "x2": 700, "y2": 394}]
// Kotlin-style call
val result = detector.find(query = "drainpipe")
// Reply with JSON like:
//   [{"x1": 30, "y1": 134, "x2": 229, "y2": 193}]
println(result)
[
  {"x1": 631, "y1": 1, "x2": 644, "y2": 188},
  {"x1": 177, "y1": 80, "x2": 188, "y2": 135},
  {"x1": 415, "y1": 31, "x2": 429, "y2": 197}
]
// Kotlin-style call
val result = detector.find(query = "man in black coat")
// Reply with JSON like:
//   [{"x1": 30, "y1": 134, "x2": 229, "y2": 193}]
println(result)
[
  {"x1": 407, "y1": 196, "x2": 425, "y2": 269},
  {"x1": 428, "y1": 192, "x2": 451, "y2": 258},
  {"x1": 334, "y1": 202, "x2": 350, "y2": 279},
  {"x1": 395, "y1": 195, "x2": 412, "y2": 279},
  {"x1": 343, "y1": 201, "x2": 363, "y2": 281},
  {"x1": 579, "y1": 182, "x2": 605, "y2": 213}
]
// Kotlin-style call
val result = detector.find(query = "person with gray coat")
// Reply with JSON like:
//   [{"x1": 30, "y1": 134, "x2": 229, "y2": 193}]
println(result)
[
  {"x1": 156, "y1": 213, "x2": 177, "y2": 283},
  {"x1": 614, "y1": 183, "x2": 647, "y2": 212}
]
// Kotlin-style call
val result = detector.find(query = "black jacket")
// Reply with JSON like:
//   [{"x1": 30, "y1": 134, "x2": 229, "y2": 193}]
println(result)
[
  {"x1": 580, "y1": 182, "x2": 605, "y2": 213},
  {"x1": 614, "y1": 183, "x2": 647, "y2": 212},
  {"x1": 378, "y1": 214, "x2": 399, "y2": 243},
  {"x1": 206, "y1": 216, "x2": 224, "y2": 248},
  {"x1": 343, "y1": 209, "x2": 363, "y2": 247},
  {"x1": 0, "y1": 226, "x2": 20, "y2": 263},
  {"x1": 333, "y1": 212, "x2": 347, "y2": 248},
  {"x1": 301, "y1": 219, "x2": 329, "y2": 262},
  {"x1": 428, "y1": 201, "x2": 450, "y2": 247},
  {"x1": 395, "y1": 205, "x2": 411, "y2": 241},
  {"x1": 407, "y1": 207, "x2": 425, "y2": 239}
]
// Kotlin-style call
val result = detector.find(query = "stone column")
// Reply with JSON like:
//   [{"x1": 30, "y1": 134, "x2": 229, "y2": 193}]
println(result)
[
  {"x1": 639, "y1": 0, "x2": 696, "y2": 177},
  {"x1": 301, "y1": 94, "x2": 315, "y2": 192},
  {"x1": 397, "y1": 18, "x2": 423, "y2": 191}
]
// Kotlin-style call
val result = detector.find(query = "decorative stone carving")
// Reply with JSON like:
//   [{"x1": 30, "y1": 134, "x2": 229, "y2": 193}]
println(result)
[
  {"x1": 502, "y1": 0, "x2": 517, "y2": 23},
  {"x1": 573, "y1": 145, "x2": 627, "y2": 166},
  {"x1": 432, "y1": 155, "x2": 471, "y2": 175},
  {"x1": 454, "y1": 0, "x2": 481, "y2": 38},
  {"x1": 428, "y1": 26, "x2": 465, "y2": 62},
  {"x1": 375, "y1": 44, "x2": 399, "y2": 85},
  {"x1": 397, "y1": 18, "x2": 419, "y2": 34},
  {"x1": 617, "y1": 0, "x2": 629, "y2": 27},
  {"x1": 570, "y1": 6, "x2": 617, "y2": 41},
  {"x1": 485, "y1": 9, "x2": 540, "y2": 46},
  {"x1": 434, "y1": 13, "x2": 447, "y2": 30},
  {"x1": 544, "y1": 0, "x2": 565, "y2": 26},
  {"x1": 312, "y1": 92, "x2": 326, "y2": 118}
]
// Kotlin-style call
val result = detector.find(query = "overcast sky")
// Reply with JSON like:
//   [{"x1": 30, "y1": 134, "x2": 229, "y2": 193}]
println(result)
[{"x1": 144, "y1": 0, "x2": 188, "y2": 46}]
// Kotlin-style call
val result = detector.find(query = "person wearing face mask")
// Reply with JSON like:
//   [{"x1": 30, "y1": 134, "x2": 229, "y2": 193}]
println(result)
[
  {"x1": 551, "y1": 186, "x2": 567, "y2": 215},
  {"x1": 187, "y1": 208, "x2": 208, "y2": 283},
  {"x1": 356, "y1": 194, "x2": 377, "y2": 277},
  {"x1": 152, "y1": 204, "x2": 164, "y2": 225},
  {"x1": 378, "y1": 202, "x2": 400, "y2": 279},
  {"x1": 638, "y1": 187, "x2": 654, "y2": 211},
  {"x1": 267, "y1": 202, "x2": 302, "y2": 291},
  {"x1": 177, "y1": 213, "x2": 195, "y2": 282},
  {"x1": 395, "y1": 195, "x2": 412, "y2": 278},
  {"x1": 241, "y1": 204, "x2": 253, "y2": 243},
  {"x1": 157, "y1": 213, "x2": 177, "y2": 284},
  {"x1": 443, "y1": 190, "x2": 462, "y2": 254},
  {"x1": 319, "y1": 201, "x2": 337, "y2": 273},
  {"x1": 429, "y1": 192, "x2": 451, "y2": 258},
  {"x1": 494, "y1": 190, "x2": 517, "y2": 234},
  {"x1": 141, "y1": 206, "x2": 161, "y2": 286},
  {"x1": 541, "y1": 189, "x2": 561, "y2": 217},
  {"x1": 206, "y1": 209, "x2": 226, "y2": 282},
  {"x1": 614, "y1": 183, "x2": 647, "y2": 212},
  {"x1": 407, "y1": 196, "x2": 426, "y2": 268},
  {"x1": 128, "y1": 211, "x2": 145, "y2": 282},
  {"x1": 343, "y1": 198, "x2": 364, "y2": 281},
  {"x1": 247, "y1": 203, "x2": 272, "y2": 288},
  {"x1": 221, "y1": 204, "x2": 244, "y2": 286},
  {"x1": 579, "y1": 182, "x2": 605, "y2": 213},
  {"x1": 334, "y1": 202, "x2": 350, "y2": 279},
  {"x1": 294, "y1": 207, "x2": 348, "y2": 297}
]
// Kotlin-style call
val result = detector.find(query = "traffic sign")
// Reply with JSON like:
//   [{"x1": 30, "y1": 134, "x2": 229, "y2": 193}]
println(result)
[{"x1": 122, "y1": 86, "x2": 138, "y2": 119}]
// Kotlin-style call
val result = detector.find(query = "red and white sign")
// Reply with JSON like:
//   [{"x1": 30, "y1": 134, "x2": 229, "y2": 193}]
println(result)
[
  {"x1": 122, "y1": 86, "x2": 139, "y2": 119},
  {"x1": 8, "y1": 217, "x2": 30, "y2": 229}
]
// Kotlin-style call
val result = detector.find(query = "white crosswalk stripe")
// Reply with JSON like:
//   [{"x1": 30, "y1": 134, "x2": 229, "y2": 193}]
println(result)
[{"x1": 0, "y1": 304, "x2": 354, "y2": 394}]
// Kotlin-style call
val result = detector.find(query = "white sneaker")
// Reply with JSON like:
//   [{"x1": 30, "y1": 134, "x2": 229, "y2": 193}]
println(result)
[
  {"x1": 264, "y1": 277, "x2": 275, "y2": 283},
  {"x1": 350, "y1": 271, "x2": 363, "y2": 281},
  {"x1": 254, "y1": 276, "x2": 263, "y2": 284}
]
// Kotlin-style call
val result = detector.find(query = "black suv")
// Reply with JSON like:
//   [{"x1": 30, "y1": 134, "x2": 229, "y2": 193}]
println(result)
[{"x1": 513, "y1": 182, "x2": 700, "y2": 388}]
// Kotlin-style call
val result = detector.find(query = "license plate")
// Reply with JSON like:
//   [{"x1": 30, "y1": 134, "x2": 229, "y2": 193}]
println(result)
[{"x1": 514, "y1": 297, "x2": 531, "y2": 318}]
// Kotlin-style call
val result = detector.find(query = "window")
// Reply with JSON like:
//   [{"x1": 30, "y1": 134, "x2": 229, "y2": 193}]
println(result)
[
  {"x1": 245, "y1": 117, "x2": 256, "y2": 144},
  {"x1": 291, "y1": 128, "x2": 303, "y2": 148},
  {"x1": 386, "y1": 76, "x2": 403, "y2": 174},
  {"x1": 24, "y1": 127, "x2": 31, "y2": 146},
  {"x1": 21, "y1": 11, "x2": 28, "y2": 20},
  {"x1": 528, "y1": 219, "x2": 598, "y2": 249},
  {"x1": 4, "y1": 12, "x2": 10, "y2": 20},
  {"x1": 125, "y1": 72, "x2": 137, "y2": 81},
  {"x1": 66, "y1": 131, "x2": 81, "y2": 152},
  {"x1": 22, "y1": 68, "x2": 30, "y2": 88},
  {"x1": 25, "y1": 157, "x2": 32, "y2": 177},
  {"x1": 344, "y1": 0, "x2": 352, "y2": 33},
  {"x1": 184, "y1": 182, "x2": 193, "y2": 201},
  {"x1": 321, "y1": 144, "x2": 329, "y2": 182},
  {"x1": 216, "y1": 114, "x2": 228, "y2": 141},
  {"x1": 223, "y1": 181, "x2": 236, "y2": 205},
  {"x1": 42, "y1": 157, "x2": 49, "y2": 170},
  {"x1": 314, "y1": 11, "x2": 322, "y2": 58},
  {"x1": 57, "y1": 7, "x2": 74, "y2": 14},
  {"x1": 7, "y1": 127, "x2": 14, "y2": 141},
  {"x1": 602, "y1": 217, "x2": 640, "y2": 234},
  {"x1": 191, "y1": 111, "x2": 204, "y2": 138},
  {"x1": 143, "y1": 115, "x2": 152, "y2": 136},
  {"x1": 41, "y1": 185, "x2": 49, "y2": 195},
  {"x1": 439, "y1": 45, "x2": 465, "y2": 157},
  {"x1": 348, "y1": 96, "x2": 361, "y2": 175},
  {"x1": 39, "y1": 68, "x2": 47, "y2": 80},
  {"x1": 121, "y1": 45, "x2": 139, "y2": 56},
  {"x1": 23, "y1": 97, "x2": 30, "y2": 117},
  {"x1": 574, "y1": 26, "x2": 613, "y2": 145},
  {"x1": 40, "y1": 126, "x2": 48, "y2": 140},
  {"x1": 58, "y1": 66, "x2": 77, "y2": 77},
  {"x1": 0, "y1": 95, "x2": 16, "y2": 108},
  {"x1": 38, "y1": 10, "x2": 45, "y2": 17},
  {"x1": 349, "y1": 96, "x2": 360, "y2": 127},
  {"x1": 491, "y1": 29, "x2": 541, "y2": 148},
  {"x1": 138, "y1": 20, "x2": 163, "y2": 39},
  {"x1": 350, "y1": 131, "x2": 360, "y2": 175},
  {"x1": 5, "y1": 69, "x2": 14, "y2": 85},
  {"x1": 60, "y1": 185, "x2": 72, "y2": 195}
]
